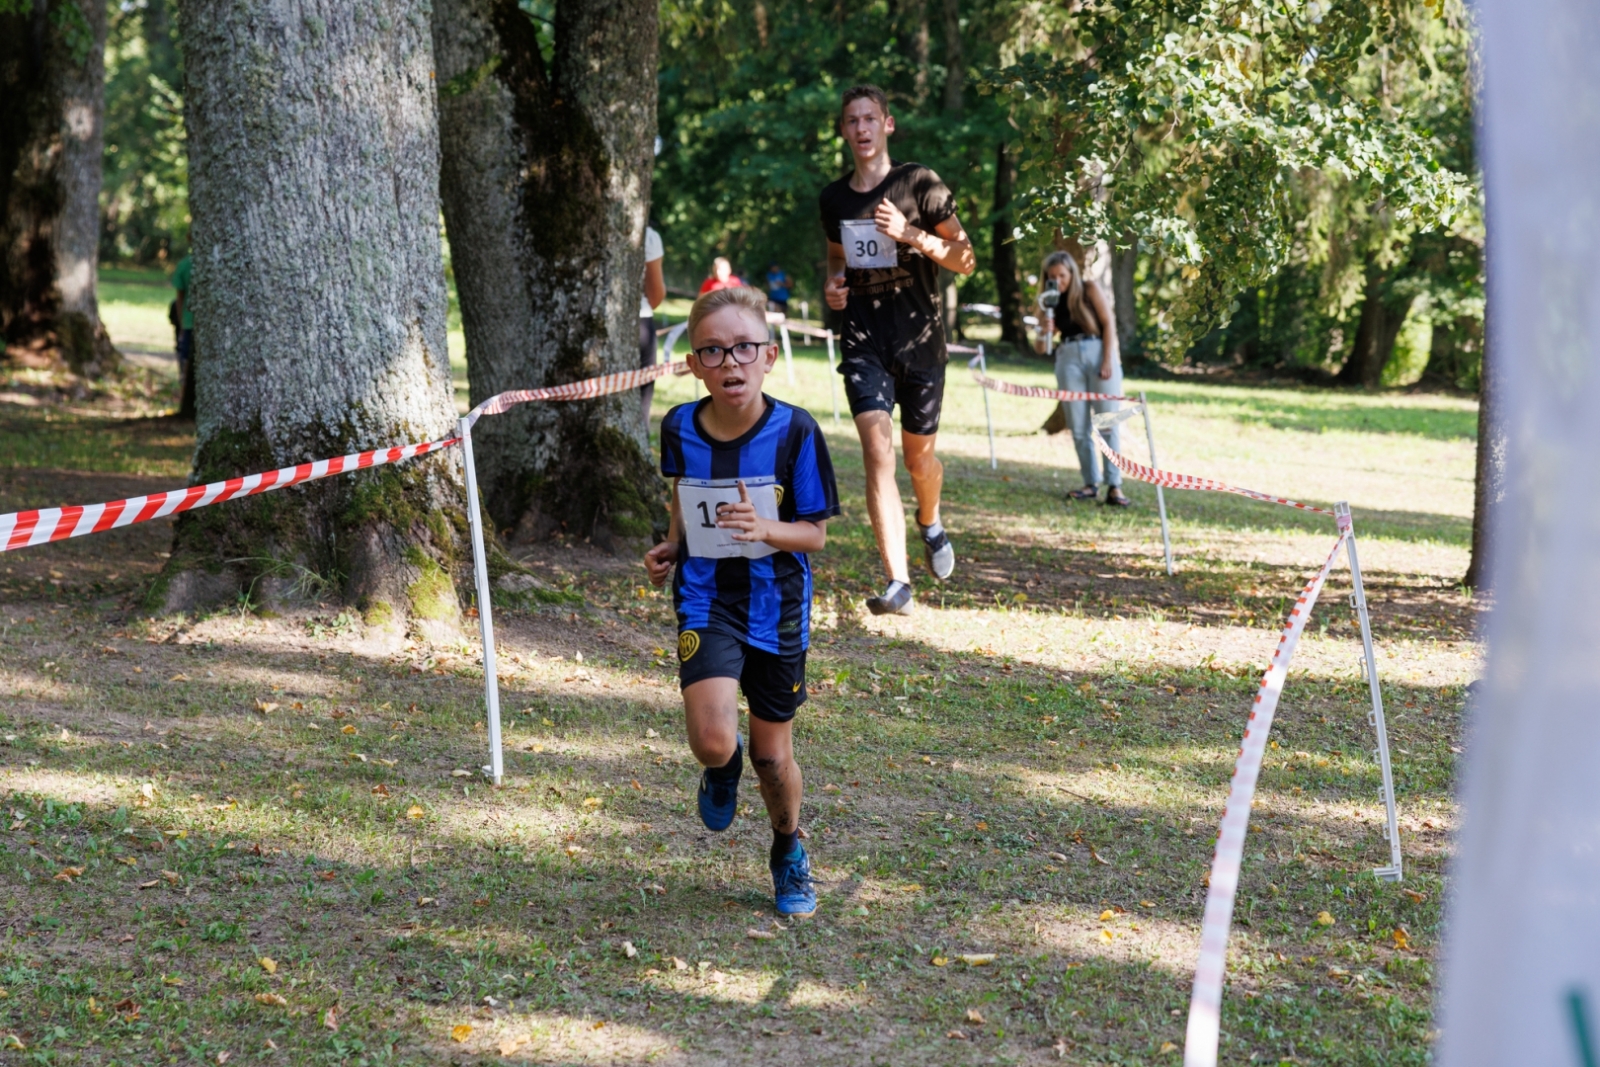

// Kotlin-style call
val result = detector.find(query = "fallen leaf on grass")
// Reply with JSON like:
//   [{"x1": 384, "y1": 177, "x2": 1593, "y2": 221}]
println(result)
[
  {"x1": 1160, "y1": 1041, "x2": 1179, "y2": 1053},
  {"x1": 3, "y1": 1034, "x2": 25, "y2": 1050},
  {"x1": 1098, "y1": 909, "x2": 1117, "y2": 921},
  {"x1": 946, "y1": 1029, "x2": 968, "y2": 1040},
  {"x1": 255, "y1": 993, "x2": 288, "y2": 1008},
  {"x1": 341, "y1": 725, "x2": 358, "y2": 735},
  {"x1": 1099, "y1": 929, "x2": 1115, "y2": 943},
  {"x1": 1316, "y1": 911, "x2": 1335, "y2": 926},
  {"x1": 451, "y1": 1024, "x2": 472, "y2": 1042},
  {"x1": 138, "y1": 880, "x2": 159, "y2": 889},
  {"x1": 405, "y1": 805, "x2": 426, "y2": 820},
  {"x1": 451, "y1": 769, "x2": 473, "y2": 778},
  {"x1": 1048, "y1": 852, "x2": 1068, "y2": 863},
  {"x1": 254, "y1": 699, "x2": 279, "y2": 714},
  {"x1": 959, "y1": 954, "x2": 995, "y2": 966},
  {"x1": 931, "y1": 956, "x2": 948, "y2": 966},
  {"x1": 371, "y1": 784, "x2": 390, "y2": 797},
  {"x1": 499, "y1": 1035, "x2": 527, "y2": 1056},
  {"x1": 1089, "y1": 847, "x2": 1111, "y2": 866},
  {"x1": 565, "y1": 845, "x2": 585, "y2": 857},
  {"x1": 215, "y1": 1052, "x2": 231, "y2": 1065},
  {"x1": 323, "y1": 1007, "x2": 339, "y2": 1031},
  {"x1": 1393, "y1": 927, "x2": 1411, "y2": 950},
  {"x1": 629, "y1": 779, "x2": 642, "y2": 791},
  {"x1": 258, "y1": 958, "x2": 277, "y2": 975},
  {"x1": 161, "y1": 870, "x2": 181, "y2": 884},
  {"x1": 966, "y1": 1009, "x2": 985, "y2": 1024},
  {"x1": 54, "y1": 866, "x2": 84, "y2": 882},
  {"x1": 417, "y1": 897, "x2": 436, "y2": 907},
  {"x1": 1140, "y1": 900, "x2": 1156, "y2": 908},
  {"x1": 621, "y1": 941, "x2": 638, "y2": 958},
  {"x1": 162, "y1": 975, "x2": 183, "y2": 986},
  {"x1": 1403, "y1": 889, "x2": 1428, "y2": 903},
  {"x1": 582, "y1": 797, "x2": 603, "y2": 809},
  {"x1": 747, "y1": 928, "x2": 776, "y2": 940},
  {"x1": 670, "y1": 957, "x2": 688, "y2": 971}
]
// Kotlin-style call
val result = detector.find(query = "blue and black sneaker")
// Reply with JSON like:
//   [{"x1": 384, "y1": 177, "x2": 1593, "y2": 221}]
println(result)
[
  {"x1": 771, "y1": 842, "x2": 818, "y2": 917},
  {"x1": 696, "y1": 739, "x2": 742, "y2": 832}
]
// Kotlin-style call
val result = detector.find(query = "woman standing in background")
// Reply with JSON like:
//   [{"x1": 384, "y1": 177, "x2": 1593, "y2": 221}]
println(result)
[{"x1": 1034, "y1": 250, "x2": 1131, "y2": 506}]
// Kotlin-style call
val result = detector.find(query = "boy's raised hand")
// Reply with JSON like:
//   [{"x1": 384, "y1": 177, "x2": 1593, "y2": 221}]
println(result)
[
  {"x1": 644, "y1": 540, "x2": 677, "y2": 587},
  {"x1": 716, "y1": 480, "x2": 769, "y2": 543}
]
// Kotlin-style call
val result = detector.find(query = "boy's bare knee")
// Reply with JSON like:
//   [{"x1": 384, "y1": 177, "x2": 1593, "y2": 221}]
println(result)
[{"x1": 751, "y1": 752, "x2": 791, "y2": 779}]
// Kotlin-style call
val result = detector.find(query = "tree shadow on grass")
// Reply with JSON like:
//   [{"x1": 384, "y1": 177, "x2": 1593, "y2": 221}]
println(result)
[{"x1": 0, "y1": 612, "x2": 1456, "y2": 1064}]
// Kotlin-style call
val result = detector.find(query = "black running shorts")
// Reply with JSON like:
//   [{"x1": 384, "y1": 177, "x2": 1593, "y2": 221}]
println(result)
[
  {"x1": 840, "y1": 352, "x2": 946, "y2": 436},
  {"x1": 677, "y1": 627, "x2": 808, "y2": 724}
]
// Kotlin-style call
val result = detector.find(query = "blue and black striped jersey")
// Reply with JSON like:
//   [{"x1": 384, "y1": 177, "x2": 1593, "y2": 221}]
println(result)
[{"x1": 661, "y1": 396, "x2": 841, "y2": 654}]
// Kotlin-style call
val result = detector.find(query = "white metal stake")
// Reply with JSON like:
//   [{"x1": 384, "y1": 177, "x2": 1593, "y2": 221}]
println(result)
[
  {"x1": 779, "y1": 323, "x2": 795, "y2": 386},
  {"x1": 1140, "y1": 391, "x2": 1176, "y2": 576},
  {"x1": 978, "y1": 344, "x2": 996, "y2": 470},
  {"x1": 824, "y1": 330, "x2": 840, "y2": 427},
  {"x1": 1336, "y1": 501, "x2": 1402, "y2": 881},
  {"x1": 459, "y1": 418, "x2": 504, "y2": 786}
]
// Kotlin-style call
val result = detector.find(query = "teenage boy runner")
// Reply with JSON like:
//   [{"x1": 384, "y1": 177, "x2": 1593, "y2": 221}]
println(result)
[
  {"x1": 821, "y1": 84, "x2": 976, "y2": 616},
  {"x1": 643, "y1": 287, "x2": 840, "y2": 917}
]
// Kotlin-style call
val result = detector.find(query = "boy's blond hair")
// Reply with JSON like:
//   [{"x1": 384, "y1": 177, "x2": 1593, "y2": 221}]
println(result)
[{"x1": 688, "y1": 286, "x2": 769, "y2": 341}]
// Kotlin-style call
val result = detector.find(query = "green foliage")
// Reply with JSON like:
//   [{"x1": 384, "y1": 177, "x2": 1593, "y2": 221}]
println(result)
[
  {"x1": 984, "y1": 0, "x2": 1478, "y2": 360},
  {"x1": 654, "y1": 0, "x2": 1012, "y2": 302},
  {"x1": 101, "y1": 0, "x2": 188, "y2": 264}
]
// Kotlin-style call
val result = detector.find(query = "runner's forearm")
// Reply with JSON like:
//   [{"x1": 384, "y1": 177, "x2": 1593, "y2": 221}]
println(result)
[
  {"x1": 760, "y1": 519, "x2": 827, "y2": 555},
  {"x1": 902, "y1": 225, "x2": 975, "y2": 274}
]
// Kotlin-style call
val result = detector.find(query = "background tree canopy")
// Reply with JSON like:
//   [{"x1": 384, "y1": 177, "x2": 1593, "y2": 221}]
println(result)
[{"x1": 95, "y1": 0, "x2": 1482, "y2": 386}]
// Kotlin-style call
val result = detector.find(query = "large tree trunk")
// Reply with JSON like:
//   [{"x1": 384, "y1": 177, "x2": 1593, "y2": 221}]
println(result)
[
  {"x1": 993, "y1": 141, "x2": 1028, "y2": 351},
  {"x1": 0, "y1": 0, "x2": 119, "y2": 377},
  {"x1": 1113, "y1": 239, "x2": 1137, "y2": 357},
  {"x1": 898, "y1": 0, "x2": 930, "y2": 105},
  {"x1": 433, "y1": 0, "x2": 662, "y2": 551},
  {"x1": 941, "y1": 0, "x2": 963, "y2": 116},
  {"x1": 1337, "y1": 267, "x2": 1414, "y2": 387},
  {"x1": 171, "y1": 0, "x2": 465, "y2": 631},
  {"x1": 1464, "y1": 306, "x2": 1500, "y2": 590}
]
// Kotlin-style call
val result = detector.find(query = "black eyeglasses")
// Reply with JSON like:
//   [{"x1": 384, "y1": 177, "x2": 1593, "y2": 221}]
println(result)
[{"x1": 692, "y1": 341, "x2": 769, "y2": 367}]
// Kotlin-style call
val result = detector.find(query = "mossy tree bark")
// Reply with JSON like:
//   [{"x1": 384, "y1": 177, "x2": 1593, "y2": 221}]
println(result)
[
  {"x1": 433, "y1": 0, "x2": 663, "y2": 552},
  {"x1": 170, "y1": 0, "x2": 466, "y2": 628},
  {"x1": 0, "y1": 0, "x2": 120, "y2": 376}
]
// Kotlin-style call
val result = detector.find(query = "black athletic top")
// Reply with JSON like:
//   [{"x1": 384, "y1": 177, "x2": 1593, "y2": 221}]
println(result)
[{"x1": 820, "y1": 161, "x2": 956, "y2": 369}]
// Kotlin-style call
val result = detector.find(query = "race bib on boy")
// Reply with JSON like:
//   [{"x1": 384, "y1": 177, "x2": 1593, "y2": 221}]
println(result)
[
  {"x1": 840, "y1": 219, "x2": 899, "y2": 270},
  {"x1": 678, "y1": 477, "x2": 781, "y2": 560}
]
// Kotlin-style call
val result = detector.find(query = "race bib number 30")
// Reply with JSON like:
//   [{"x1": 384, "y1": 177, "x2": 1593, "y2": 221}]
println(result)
[
  {"x1": 840, "y1": 219, "x2": 899, "y2": 270},
  {"x1": 678, "y1": 478, "x2": 781, "y2": 560}
]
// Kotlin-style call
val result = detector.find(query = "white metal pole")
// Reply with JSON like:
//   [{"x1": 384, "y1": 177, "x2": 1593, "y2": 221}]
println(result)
[
  {"x1": 977, "y1": 344, "x2": 997, "y2": 470},
  {"x1": 1336, "y1": 501, "x2": 1402, "y2": 881},
  {"x1": 459, "y1": 418, "x2": 504, "y2": 786},
  {"x1": 779, "y1": 323, "x2": 795, "y2": 386},
  {"x1": 1140, "y1": 391, "x2": 1175, "y2": 576},
  {"x1": 825, "y1": 330, "x2": 839, "y2": 427}
]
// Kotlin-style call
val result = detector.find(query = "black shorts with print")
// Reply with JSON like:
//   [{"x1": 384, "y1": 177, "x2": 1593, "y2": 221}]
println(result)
[
  {"x1": 839, "y1": 351, "x2": 946, "y2": 436},
  {"x1": 677, "y1": 627, "x2": 808, "y2": 724}
]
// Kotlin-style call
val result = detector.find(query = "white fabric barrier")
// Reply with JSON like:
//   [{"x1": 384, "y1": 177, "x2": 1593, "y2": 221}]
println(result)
[{"x1": 1438, "y1": 1, "x2": 1600, "y2": 1063}]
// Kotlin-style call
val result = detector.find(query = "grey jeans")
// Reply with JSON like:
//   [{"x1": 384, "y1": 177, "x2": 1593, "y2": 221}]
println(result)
[{"x1": 1054, "y1": 336, "x2": 1123, "y2": 488}]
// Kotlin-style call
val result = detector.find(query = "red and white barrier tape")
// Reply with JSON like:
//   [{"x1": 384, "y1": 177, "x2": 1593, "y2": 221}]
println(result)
[
  {"x1": 464, "y1": 361, "x2": 689, "y2": 428},
  {"x1": 966, "y1": 356, "x2": 1133, "y2": 403},
  {"x1": 1182, "y1": 530, "x2": 1347, "y2": 1067},
  {"x1": 0, "y1": 361, "x2": 692, "y2": 554},
  {"x1": 1091, "y1": 421, "x2": 1334, "y2": 516}
]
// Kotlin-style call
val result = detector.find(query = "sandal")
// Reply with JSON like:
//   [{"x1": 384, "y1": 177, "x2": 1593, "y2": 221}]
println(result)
[
  {"x1": 1104, "y1": 488, "x2": 1133, "y2": 507},
  {"x1": 1067, "y1": 485, "x2": 1098, "y2": 502}
]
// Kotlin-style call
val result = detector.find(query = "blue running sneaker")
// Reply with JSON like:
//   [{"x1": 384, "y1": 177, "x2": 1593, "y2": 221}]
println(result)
[
  {"x1": 697, "y1": 740, "x2": 742, "y2": 831},
  {"x1": 771, "y1": 843, "x2": 818, "y2": 917}
]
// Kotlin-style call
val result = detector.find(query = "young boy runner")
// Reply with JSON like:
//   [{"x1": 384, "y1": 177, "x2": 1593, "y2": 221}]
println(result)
[
  {"x1": 821, "y1": 84, "x2": 976, "y2": 615},
  {"x1": 643, "y1": 287, "x2": 840, "y2": 917}
]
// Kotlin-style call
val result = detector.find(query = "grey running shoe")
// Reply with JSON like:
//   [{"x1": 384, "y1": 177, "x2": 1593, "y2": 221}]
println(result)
[
  {"x1": 921, "y1": 525, "x2": 955, "y2": 581},
  {"x1": 866, "y1": 580, "x2": 914, "y2": 616}
]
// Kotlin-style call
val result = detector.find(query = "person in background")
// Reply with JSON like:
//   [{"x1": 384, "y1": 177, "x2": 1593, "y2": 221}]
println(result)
[
  {"x1": 640, "y1": 223, "x2": 666, "y2": 429},
  {"x1": 1034, "y1": 249, "x2": 1130, "y2": 506},
  {"x1": 765, "y1": 263, "x2": 792, "y2": 316},
  {"x1": 699, "y1": 256, "x2": 744, "y2": 294},
  {"x1": 171, "y1": 253, "x2": 196, "y2": 417}
]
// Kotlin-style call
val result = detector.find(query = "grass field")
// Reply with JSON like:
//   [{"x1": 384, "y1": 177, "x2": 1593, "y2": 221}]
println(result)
[{"x1": 0, "y1": 287, "x2": 1479, "y2": 1064}]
